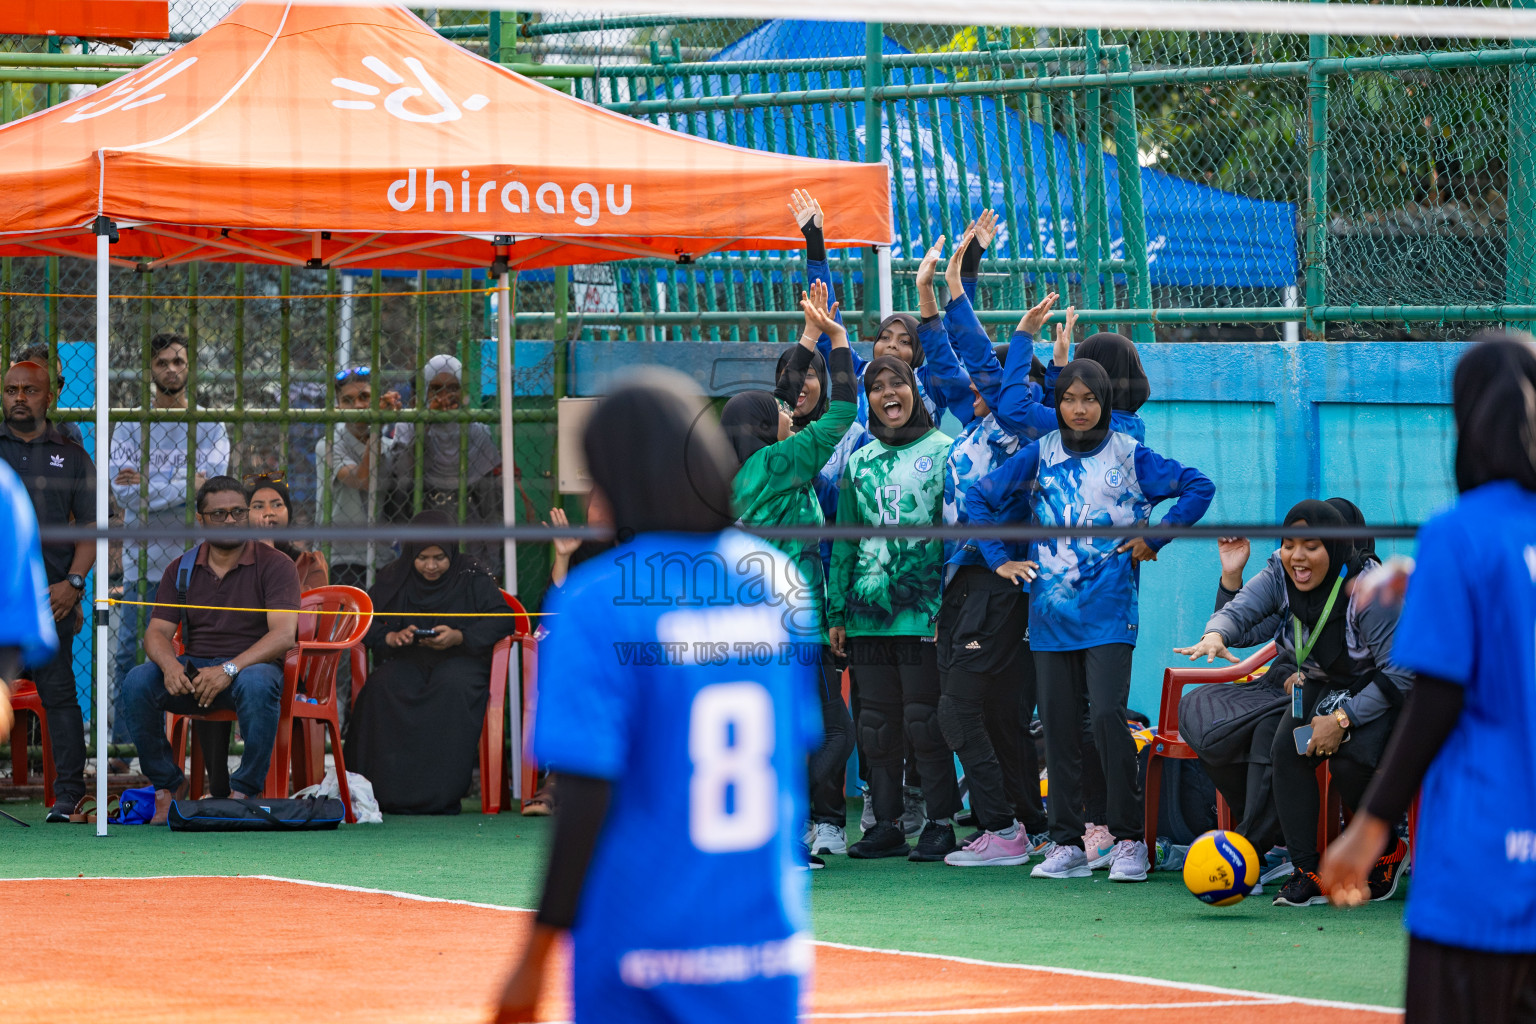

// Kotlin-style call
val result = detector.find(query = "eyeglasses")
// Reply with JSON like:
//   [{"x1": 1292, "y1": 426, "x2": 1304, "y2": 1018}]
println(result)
[
  {"x1": 336, "y1": 366, "x2": 371, "y2": 383},
  {"x1": 201, "y1": 507, "x2": 250, "y2": 523},
  {"x1": 242, "y1": 472, "x2": 286, "y2": 486}
]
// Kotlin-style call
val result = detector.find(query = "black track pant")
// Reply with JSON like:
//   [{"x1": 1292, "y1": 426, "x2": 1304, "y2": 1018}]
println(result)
[
  {"x1": 31, "y1": 617, "x2": 85, "y2": 806},
  {"x1": 809, "y1": 645, "x2": 854, "y2": 826},
  {"x1": 1200, "y1": 707, "x2": 1286, "y2": 854},
  {"x1": 1406, "y1": 937, "x2": 1536, "y2": 1024},
  {"x1": 849, "y1": 636, "x2": 959, "y2": 825},
  {"x1": 1270, "y1": 688, "x2": 1396, "y2": 873},
  {"x1": 936, "y1": 567, "x2": 1040, "y2": 833},
  {"x1": 1035, "y1": 644, "x2": 1140, "y2": 846}
]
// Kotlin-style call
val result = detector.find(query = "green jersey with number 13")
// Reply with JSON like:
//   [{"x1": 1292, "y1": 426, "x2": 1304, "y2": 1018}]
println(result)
[{"x1": 829, "y1": 428, "x2": 952, "y2": 637}]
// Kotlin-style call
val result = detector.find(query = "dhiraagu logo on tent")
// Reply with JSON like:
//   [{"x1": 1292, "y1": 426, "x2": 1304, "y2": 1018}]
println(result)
[
  {"x1": 331, "y1": 55, "x2": 487, "y2": 123},
  {"x1": 385, "y1": 169, "x2": 633, "y2": 227}
]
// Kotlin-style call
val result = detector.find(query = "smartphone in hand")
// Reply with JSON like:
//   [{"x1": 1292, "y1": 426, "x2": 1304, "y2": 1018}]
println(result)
[
  {"x1": 1293, "y1": 724, "x2": 1314, "y2": 755},
  {"x1": 414, "y1": 627, "x2": 440, "y2": 639}
]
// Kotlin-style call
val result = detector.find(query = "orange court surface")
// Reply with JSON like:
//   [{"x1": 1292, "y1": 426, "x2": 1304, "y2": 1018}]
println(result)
[{"x1": 5, "y1": 875, "x2": 1400, "y2": 1023}]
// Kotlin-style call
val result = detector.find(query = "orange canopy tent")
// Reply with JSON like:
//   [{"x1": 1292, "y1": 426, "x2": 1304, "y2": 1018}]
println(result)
[
  {"x1": 0, "y1": 2, "x2": 891, "y2": 269},
  {"x1": 0, "y1": 1, "x2": 892, "y2": 835}
]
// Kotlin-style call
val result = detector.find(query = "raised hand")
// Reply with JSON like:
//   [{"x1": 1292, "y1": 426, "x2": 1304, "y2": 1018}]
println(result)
[
  {"x1": 1017, "y1": 291, "x2": 1059, "y2": 339},
  {"x1": 945, "y1": 227, "x2": 974, "y2": 300},
  {"x1": 788, "y1": 188, "x2": 824, "y2": 231},
  {"x1": 915, "y1": 236, "x2": 945, "y2": 292},
  {"x1": 1053, "y1": 305, "x2": 1078, "y2": 367},
  {"x1": 548, "y1": 507, "x2": 582, "y2": 559},
  {"x1": 972, "y1": 208, "x2": 998, "y2": 251},
  {"x1": 800, "y1": 286, "x2": 846, "y2": 347},
  {"x1": 1218, "y1": 537, "x2": 1250, "y2": 591}
]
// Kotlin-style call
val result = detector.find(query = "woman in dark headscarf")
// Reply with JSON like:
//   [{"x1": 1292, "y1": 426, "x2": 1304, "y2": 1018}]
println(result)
[
  {"x1": 1319, "y1": 337, "x2": 1536, "y2": 1018},
  {"x1": 830, "y1": 354, "x2": 963, "y2": 862},
  {"x1": 1075, "y1": 332, "x2": 1151, "y2": 413},
  {"x1": 495, "y1": 369, "x2": 822, "y2": 1024},
  {"x1": 344, "y1": 510, "x2": 514, "y2": 814},
  {"x1": 1261, "y1": 499, "x2": 1412, "y2": 907}
]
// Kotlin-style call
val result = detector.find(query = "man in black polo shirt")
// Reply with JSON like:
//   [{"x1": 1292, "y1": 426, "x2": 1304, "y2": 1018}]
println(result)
[
  {"x1": 0, "y1": 360, "x2": 95, "y2": 822},
  {"x1": 122, "y1": 476, "x2": 301, "y2": 825}
]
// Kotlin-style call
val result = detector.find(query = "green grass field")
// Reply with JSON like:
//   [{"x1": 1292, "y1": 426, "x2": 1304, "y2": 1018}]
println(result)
[{"x1": 0, "y1": 798, "x2": 1407, "y2": 1009}]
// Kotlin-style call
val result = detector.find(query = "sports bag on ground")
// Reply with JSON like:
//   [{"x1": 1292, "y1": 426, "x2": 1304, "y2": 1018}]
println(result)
[{"x1": 166, "y1": 796, "x2": 346, "y2": 832}]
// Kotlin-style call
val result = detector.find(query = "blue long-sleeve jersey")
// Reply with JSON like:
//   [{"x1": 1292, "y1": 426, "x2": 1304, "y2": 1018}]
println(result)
[{"x1": 965, "y1": 430, "x2": 1214, "y2": 650}]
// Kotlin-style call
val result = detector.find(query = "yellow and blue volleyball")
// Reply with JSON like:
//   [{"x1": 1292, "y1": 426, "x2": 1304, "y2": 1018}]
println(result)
[{"x1": 1182, "y1": 830, "x2": 1260, "y2": 906}]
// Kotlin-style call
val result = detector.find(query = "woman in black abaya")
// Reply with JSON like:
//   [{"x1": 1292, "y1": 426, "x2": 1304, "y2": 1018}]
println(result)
[{"x1": 345, "y1": 510, "x2": 514, "y2": 814}]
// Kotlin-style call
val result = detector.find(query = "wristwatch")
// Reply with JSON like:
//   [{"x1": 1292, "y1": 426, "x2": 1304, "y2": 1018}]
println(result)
[
  {"x1": 1333, "y1": 708, "x2": 1352, "y2": 730},
  {"x1": 66, "y1": 573, "x2": 85, "y2": 591},
  {"x1": 222, "y1": 662, "x2": 239, "y2": 679}
]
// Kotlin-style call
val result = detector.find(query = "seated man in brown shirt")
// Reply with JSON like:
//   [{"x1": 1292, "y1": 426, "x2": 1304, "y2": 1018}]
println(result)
[{"x1": 122, "y1": 476, "x2": 301, "y2": 824}]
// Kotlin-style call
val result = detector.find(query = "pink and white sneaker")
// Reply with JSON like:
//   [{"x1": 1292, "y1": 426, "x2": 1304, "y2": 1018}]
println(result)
[
  {"x1": 1084, "y1": 823, "x2": 1116, "y2": 870},
  {"x1": 944, "y1": 828, "x2": 1033, "y2": 867}
]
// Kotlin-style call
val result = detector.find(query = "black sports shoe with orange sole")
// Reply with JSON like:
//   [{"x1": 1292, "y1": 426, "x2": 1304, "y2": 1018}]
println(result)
[
  {"x1": 1272, "y1": 869, "x2": 1329, "y2": 907},
  {"x1": 1368, "y1": 838, "x2": 1410, "y2": 901}
]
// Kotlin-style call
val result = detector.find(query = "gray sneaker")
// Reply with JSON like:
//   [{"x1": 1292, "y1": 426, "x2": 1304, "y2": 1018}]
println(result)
[
  {"x1": 811, "y1": 822, "x2": 847, "y2": 856},
  {"x1": 1031, "y1": 844, "x2": 1091, "y2": 879},
  {"x1": 898, "y1": 787, "x2": 926, "y2": 838},
  {"x1": 1107, "y1": 839, "x2": 1150, "y2": 882},
  {"x1": 859, "y1": 790, "x2": 875, "y2": 831}
]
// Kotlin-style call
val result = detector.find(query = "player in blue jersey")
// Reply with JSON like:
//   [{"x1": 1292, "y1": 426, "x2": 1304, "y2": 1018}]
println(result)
[
  {"x1": 967, "y1": 358, "x2": 1213, "y2": 883},
  {"x1": 1321, "y1": 336, "x2": 1536, "y2": 1023},
  {"x1": 493, "y1": 370, "x2": 822, "y2": 1024},
  {"x1": 0, "y1": 458, "x2": 59, "y2": 736}
]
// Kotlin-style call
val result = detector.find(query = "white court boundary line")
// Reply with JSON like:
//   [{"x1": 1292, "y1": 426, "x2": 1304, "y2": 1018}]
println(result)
[{"x1": 2, "y1": 874, "x2": 1400, "y2": 1017}]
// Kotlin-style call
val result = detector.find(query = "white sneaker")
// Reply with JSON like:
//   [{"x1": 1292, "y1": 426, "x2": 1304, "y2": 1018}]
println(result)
[
  {"x1": 1260, "y1": 850, "x2": 1294, "y2": 885},
  {"x1": 859, "y1": 790, "x2": 875, "y2": 831},
  {"x1": 1107, "y1": 839, "x2": 1150, "y2": 882},
  {"x1": 1031, "y1": 844, "x2": 1091, "y2": 879},
  {"x1": 1084, "y1": 823, "x2": 1116, "y2": 870},
  {"x1": 812, "y1": 822, "x2": 847, "y2": 856}
]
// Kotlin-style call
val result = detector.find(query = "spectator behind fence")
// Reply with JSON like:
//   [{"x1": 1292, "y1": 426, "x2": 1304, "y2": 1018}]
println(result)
[
  {"x1": 11, "y1": 344, "x2": 83, "y2": 447},
  {"x1": 109, "y1": 332, "x2": 230, "y2": 743},
  {"x1": 320, "y1": 367, "x2": 400, "y2": 588},
  {"x1": 344, "y1": 510, "x2": 514, "y2": 815},
  {"x1": 389, "y1": 354, "x2": 503, "y2": 573},
  {"x1": 1, "y1": 360, "x2": 96, "y2": 823},
  {"x1": 122, "y1": 476, "x2": 300, "y2": 825}
]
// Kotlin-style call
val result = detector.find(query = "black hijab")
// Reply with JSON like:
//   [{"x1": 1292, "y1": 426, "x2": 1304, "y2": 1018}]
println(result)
[
  {"x1": 875, "y1": 313, "x2": 925, "y2": 368},
  {"x1": 1325, "y1": 496, "x2": 1375, "y2": 559},
  {"x1": 1054, "y1": 358, "x2": 1114, "y2": 454},
  {"x1": 720, "y1": 390, "x2": 780, "y2": 468},
  {"x1": 370, "y1": 510, "x2": 486, "y2": 626},
  {"x1": 1281, "y1": 499, "x2": 1365, "y2": 673},
  {"x1": 583, "y1": 369, "x2": 737, "y2": 537},
  {"x1": 863, "y1": 355, "x2": 934, "y2": 448},
  {"x1": 988, "y1": 342, "x2": 1045, "y2": 385},
  {"x1": 1453, "y1": 334, "x2": 1536, "y2": 494},
  {"x1": 1077, "y1": 332, "x2": 1150, "y2": 413},
  {"x1": 775, "y1": 345, "x2": 829, "y2": 429}
]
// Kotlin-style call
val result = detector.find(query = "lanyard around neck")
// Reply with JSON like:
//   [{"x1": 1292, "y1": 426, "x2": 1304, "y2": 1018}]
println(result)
[{"x1": 1292, "y1": 568, "x2": 1347, "y2": 669}]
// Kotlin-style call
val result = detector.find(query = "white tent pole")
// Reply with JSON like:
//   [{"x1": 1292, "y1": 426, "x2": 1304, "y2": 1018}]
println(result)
[
  {"x1": 877, "y1": 245, "x2": 894, "y2": 320},
  {"x1": 94, "y1": 228, "x2": 111, "y2": 838},
  {"x1": 497, "y1": 270, "x2": 517, "y2": 594}
]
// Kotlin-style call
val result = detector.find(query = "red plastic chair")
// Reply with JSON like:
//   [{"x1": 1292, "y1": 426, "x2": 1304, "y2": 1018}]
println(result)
[
  {"x1": 168, "y1": 586, "x2": 372, "y2": 821},
  {"x1": 349, "y1": 589, "x2": 538, "y2": 815},
  {"x1": 1145, "y1": 642, "x2": 1278, "y2": 853},
  {"x1": 8, "y1": 679, "x2": 54, "y2": 806}
]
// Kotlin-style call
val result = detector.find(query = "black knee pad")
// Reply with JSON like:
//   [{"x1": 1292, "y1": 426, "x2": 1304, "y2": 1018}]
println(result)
[
  {"x1": 936, "y1": 694, "x2": 966, "y2": 751},
  {"x1": 904, "y1": 700, "x2": 947, "y2": 756},
  {"x1": 858, "y1": 704, "x2": 901, "y2": 766}
]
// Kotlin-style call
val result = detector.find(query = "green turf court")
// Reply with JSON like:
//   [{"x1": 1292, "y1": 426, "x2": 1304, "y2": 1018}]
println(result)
[{"x1": 0, "y1": 797, "x2": 1408, "y2": 1010}]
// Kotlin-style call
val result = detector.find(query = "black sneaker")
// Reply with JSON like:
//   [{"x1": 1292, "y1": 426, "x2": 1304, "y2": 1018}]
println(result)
[
  {"x1": 1368, "y1": 838, "x2": 1410, "y2": 901},
  {"x1": 1272, "y1": 869, "x2": 1329, "y2": 907},
  {"x1": 44, "y1": 798, "x2": 77, "y2": 823},
  {"x1": 847, "y1": 821, "x2": 910, "y2": 859},
  {"x1": 908, "y1": 820, "x2": 957, "y2": 862}
]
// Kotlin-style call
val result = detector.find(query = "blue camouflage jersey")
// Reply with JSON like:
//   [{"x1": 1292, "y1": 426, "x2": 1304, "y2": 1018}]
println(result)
[{"x1": 967, "y1": 430, "x2": 1214, "y2": 650}]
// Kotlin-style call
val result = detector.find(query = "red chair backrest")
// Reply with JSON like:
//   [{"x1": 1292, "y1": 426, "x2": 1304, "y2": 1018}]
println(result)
[
  {"x1": 499, "y1": 589, "x2": 532, "y2": 637},
  {"x1": 294, "y1": 585, "x2": 372, "y2": 705},
  {"x1": 1157, "y1": 641, "x2": 1278, "y2": 742}
]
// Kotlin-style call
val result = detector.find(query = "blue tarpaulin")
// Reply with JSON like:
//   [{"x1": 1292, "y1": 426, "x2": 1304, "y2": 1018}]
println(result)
[{"x1": 705, "y1": 20, "x2": 1297, "y2": 289}]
